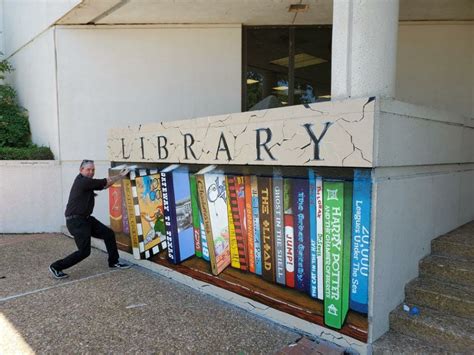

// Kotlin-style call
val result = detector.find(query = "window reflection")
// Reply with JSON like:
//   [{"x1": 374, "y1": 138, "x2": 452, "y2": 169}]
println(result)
[
  {"x1": 244, "y1": 26, "x2": 332, "y2": 111},
  {"x1": 245, "y1": 28, "x2": 289, "y2": 110},
  {"x1": 293, "y1": 27, "x2": 332, "y2": 104}
]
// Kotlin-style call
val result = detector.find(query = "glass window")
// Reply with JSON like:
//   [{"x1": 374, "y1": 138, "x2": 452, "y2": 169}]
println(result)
[
  {"x1": 243, "y1": 26, "x2": 332, "y2": 111},
  {"x1": 293, "y1": 27, "x2": 332, "y2": 105},
  {"x1": 245, "y1": 28, "x2": 289, "y2": 110}
]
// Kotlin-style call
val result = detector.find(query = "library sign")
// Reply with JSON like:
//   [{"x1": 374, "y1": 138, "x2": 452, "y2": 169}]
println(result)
[{"x1": 108, "y1": 97, "x2": 375, "y2": 168}]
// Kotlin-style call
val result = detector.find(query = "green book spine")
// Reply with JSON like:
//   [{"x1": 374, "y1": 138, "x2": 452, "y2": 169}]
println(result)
[
  {"x1": 189, "y1": 175, "x2": 202, "y2": 258},
  {"x1": 342, "y1": 181, "x2": 352, "y2": 321},
  {"x1": 323, "y1": 181, "x2": 350, "y2": 329}
]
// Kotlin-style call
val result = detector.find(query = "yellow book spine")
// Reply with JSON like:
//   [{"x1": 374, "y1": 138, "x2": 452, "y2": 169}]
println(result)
[
  {"x1": 226, "y1": 176, "x2": 241, "y2": 269},
  {"x1": 196, "y1": 174, "x2": 218, "y2": 274}
]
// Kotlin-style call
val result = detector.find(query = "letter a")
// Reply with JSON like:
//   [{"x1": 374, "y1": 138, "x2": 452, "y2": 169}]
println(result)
[{"x1": 215, "y1": 132, "x2": 232, "y2": 161}]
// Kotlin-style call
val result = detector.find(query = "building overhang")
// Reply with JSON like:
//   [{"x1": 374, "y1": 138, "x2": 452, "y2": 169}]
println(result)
[{"x1": 56, "y1": 0, "x2": 474, "y2": 26}]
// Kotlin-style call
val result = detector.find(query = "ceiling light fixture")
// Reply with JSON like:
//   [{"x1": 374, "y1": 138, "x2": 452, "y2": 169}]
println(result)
[
  {"x1": 271, "y1": 53, "x2": 327, "y2": 69},
  {"x1": 289, "y1": 4, "x2": 309, "y2": 13},
  {"x1": 272, "y1": 86, "x2": 288, "y2": 91}
]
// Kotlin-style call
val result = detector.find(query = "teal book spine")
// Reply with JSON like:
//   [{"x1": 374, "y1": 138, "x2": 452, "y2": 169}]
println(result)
[
  {"x1": 350, "y1": 169, "x2": 371, "y2": 314},
  {"x1": 200, "y1": 212, "x2": 210, "y2": 261}
]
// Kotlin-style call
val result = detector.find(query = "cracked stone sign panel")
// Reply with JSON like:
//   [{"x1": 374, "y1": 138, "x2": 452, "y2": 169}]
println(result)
[{"x1": 108, "y1": 97, "x2": 375, "y2": 167}]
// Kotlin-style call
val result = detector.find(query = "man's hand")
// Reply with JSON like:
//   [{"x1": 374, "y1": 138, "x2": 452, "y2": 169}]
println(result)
[
  {"x1": 119, "y1": 167, "x2": 130, "y2": 177},
  {"x1": 105, "y1": 167, "x2": 130, "y2": 189}
]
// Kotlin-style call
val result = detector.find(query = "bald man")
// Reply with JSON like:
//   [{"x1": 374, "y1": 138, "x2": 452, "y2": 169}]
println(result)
[{"x1": 49, "y1": 160, "x2": 131, "y2": 279}]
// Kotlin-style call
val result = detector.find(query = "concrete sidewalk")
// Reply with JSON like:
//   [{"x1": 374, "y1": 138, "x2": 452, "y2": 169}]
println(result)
[{"x1": 0, "y1": 233, "x2": 341, "y2": 354}]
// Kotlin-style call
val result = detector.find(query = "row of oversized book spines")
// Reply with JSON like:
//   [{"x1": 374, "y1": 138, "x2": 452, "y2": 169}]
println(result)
[
  {"x1": 190, "y1": 171, "x2": 369, "y2": 314},
  {"x1": 115, "y1": 165, "x2": 371, "y2": 330}
]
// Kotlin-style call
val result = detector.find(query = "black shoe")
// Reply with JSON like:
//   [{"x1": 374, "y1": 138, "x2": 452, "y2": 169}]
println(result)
[
  {"x1": 49, "y1": 265, "x2": 69, "y2": 279},
  {"x1": 109, "y1": 262, "x2": 131, "y2": 269}
]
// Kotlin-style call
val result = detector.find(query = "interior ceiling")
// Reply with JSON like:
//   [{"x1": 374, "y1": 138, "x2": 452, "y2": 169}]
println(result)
[{"x1": 56, "y1": 0, "x2": 474, "y2": 25}]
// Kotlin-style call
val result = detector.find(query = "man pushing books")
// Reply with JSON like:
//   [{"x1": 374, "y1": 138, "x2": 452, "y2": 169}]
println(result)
[{"x1": 49, "y1": 160, "x2": 131, "y2": 279}]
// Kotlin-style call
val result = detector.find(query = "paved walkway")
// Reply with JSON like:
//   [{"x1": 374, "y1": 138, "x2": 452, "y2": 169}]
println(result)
[{"x1": 0, "y1": 233, "x2": 313, "y2": 354}]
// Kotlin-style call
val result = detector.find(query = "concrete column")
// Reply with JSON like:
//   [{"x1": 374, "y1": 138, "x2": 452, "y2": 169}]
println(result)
[{"x1": 331, "y1": 0, "x2": 399, "y2": 99}]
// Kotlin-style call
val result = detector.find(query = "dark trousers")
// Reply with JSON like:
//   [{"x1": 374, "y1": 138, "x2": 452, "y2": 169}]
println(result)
[{"x1": 52, "y1": 216, "x2": 119, "y2": 270}]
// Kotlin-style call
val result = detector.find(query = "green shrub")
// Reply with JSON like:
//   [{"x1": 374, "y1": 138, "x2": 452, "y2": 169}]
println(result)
[
  {"x1": 0, "y1": 145, "x2": 54, "y2": 160},
  {"x1": 0, "y1": 105, "x2": 31, "y2": 147},
  {"x1": 0, "y1": 61, "x2": 31, "y2": 148},
  {"x1": 0, "y1": 60, "x2": 13, "y2": 81},
  {"x1": 0, "y1": 60, "x2": 54, "y2": 159}
]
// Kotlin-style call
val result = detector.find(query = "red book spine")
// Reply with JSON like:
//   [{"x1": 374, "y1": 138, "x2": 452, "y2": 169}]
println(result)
[
  {"x1": 284, "y1": 214, "x2": 295, "y2": 287},
  {"x1": 244, "y1": 176, "x2": 255, "y2": 273}
]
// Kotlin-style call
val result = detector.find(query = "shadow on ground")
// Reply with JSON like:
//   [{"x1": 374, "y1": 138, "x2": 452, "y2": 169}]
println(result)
[{"x1": 0, "y1": 233, "x2": 301, "y2": 353}]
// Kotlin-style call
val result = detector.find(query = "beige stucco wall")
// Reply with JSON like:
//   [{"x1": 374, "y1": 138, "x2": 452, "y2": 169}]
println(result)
[
  {"x1": 55, "y1": 25, "x2": 242, "y2": 162},
  {"x1": 396, "y1": 22, "x2": 474, "y2": 118},
  {"x1": 0, "y1": 161, "x2": 63, "y2": 232}
]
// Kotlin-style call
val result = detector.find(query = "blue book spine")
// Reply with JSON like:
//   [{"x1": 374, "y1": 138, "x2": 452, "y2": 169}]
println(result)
[
  {"x1": 200, "y1": 212, "x2": 210, "y2": 261},
  {"x1": 293, "y1": 178, "x2": 310, "y2": 292},
  {"x1": 172, "y1": 169, "x2": 195, "y2": 262},
  {"x1": 308, "y1": 170, "x2": 317, "y2": 298},
  {"x1": 350, "y1": 169, "x2": 372, "y2": 313},
  {"x1": 251, "y1": 176, "x2": 262, "y2": 275},
  {"x1": 161, "y1": 172, "x2": 179, "y2": 264}
]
